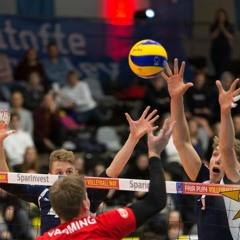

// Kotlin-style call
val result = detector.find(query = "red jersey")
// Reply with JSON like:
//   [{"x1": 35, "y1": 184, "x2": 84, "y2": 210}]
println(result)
[{"x1": 36, "y1": 207, "x2": 136, "y2": 240}]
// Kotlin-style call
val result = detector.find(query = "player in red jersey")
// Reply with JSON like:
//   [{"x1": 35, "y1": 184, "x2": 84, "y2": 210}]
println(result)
[
  {"x1": 36, "y1": 118, "x2": 175, "y2": 240},
  {"x1": 0, "y1": 106, "x2": 160, "y2": 234}
]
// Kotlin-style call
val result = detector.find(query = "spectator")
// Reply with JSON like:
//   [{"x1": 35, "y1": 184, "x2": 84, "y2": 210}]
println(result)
[
  {"x1": 0, "y1": 53, "x2": 14, "y2": 83},
  {"x1": 21, "y1": 71, "x2": 45, "y2": 111},
  {"x1": 3, "y1": 112, "x2": 34, "y2": 168},
  {"x1": 140, "y1": 75, "x2": 170, "y2": 120},
  {"x1": 0, "y1": 212, "x2": 12, "y2": 240},
  {"x1": 10, "y1": 90, "x2": 33, "y2": 135},
  {"x1": 13, "y1": 146, "x2": 40, "y2": 173},
  {"x1": 233, "y1": 114, "x2": 240, "y2": 140},
  {"x1": 185, "y1": 71, "x2": 214, "y2": 137},
  {"x1": 210, "y1": 8, "x2": 234, "y2": 78},
  {"x1": 188, "y1": 117, "x2": 205, "y2": 160},
  {"x1": 0, "y1": 188, "x2": 34, "y2": 240},
  {"x1": 33, "y1": 92, "x2": 62, "y2": 153},
  {"x1": 42, "y1": 42, "x2": 75, "y2": 87},
  {"x1": 15, "y1": 48, "x2": 45, "y2": 82},
  {"x1": 220, "y1": 71, "x2": 235, "y2": 90},
  {"x1": 57, "y1": 71, "x2": 104, "y2": 126}
]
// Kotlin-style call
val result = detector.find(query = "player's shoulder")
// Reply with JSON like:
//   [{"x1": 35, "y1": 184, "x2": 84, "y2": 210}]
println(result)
[{"x1": 98, "y1": 207, "x2": 134, "y2": 221}]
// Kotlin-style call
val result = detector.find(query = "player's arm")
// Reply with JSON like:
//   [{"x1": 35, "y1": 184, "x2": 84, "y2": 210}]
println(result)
[
  {"x1": 105, "y1": 106, "x2": 159, "y2": 178},
  {"x1": 161, "y1": 59, "x2": 202, "y2": 181},
  {"x1": 128, "y1": 119, "x2": 175, "y2": 228},
  {"x1": 0, "y1": 110, "x2": 38, "y2": 204},
  {"x1": 0, "y1": 111, "x2": 15, "y2": 172},
  {"x1": 216, "y1": 79, "x2": 240, "y2": 182},
  {"x1": 88, "y1": 106, "x2": 159, "y2": 213}
]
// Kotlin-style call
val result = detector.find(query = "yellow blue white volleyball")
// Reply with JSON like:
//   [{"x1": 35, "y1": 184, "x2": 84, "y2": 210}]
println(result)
[{"x1": 128, "y1": 39, "x2": 168, "y2": 79}]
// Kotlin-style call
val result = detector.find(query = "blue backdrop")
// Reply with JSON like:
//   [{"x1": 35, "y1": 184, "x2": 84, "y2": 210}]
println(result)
[{"x1": 0, "y1": 15, "x2": 189, "y2": 87}]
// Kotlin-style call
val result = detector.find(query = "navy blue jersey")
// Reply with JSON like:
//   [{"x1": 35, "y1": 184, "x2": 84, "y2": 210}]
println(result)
[
  {"x1": 0, "y1": 171, "x2": 108, "y2": 235},
  {"x1": 195, "y1": 164, "x2": 233, "y2": 240}
]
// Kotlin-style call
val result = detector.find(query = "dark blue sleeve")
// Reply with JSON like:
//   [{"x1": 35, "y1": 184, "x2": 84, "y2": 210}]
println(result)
[
  {"x1": 0, "y1": 183, "x2": 44, "y2": 206},
  {"x1": 87, "y1": 170, "x2": 109, "y2": 214},
  {"x1": 195, "y1": 163, "x2": 210, "y2": 183}
]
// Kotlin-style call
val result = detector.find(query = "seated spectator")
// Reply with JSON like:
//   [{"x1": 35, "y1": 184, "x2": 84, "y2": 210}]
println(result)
[
  {"x1": 140, "y1": 75, "x2": 170, "y2": 120},
  {"x1": 233, "y1": 114, "x2": 240, "y2": 140},
  {"x1": 0, "y1": 53, "x2": 14, "y2": 83},
  {"x1": 185, "y1": 71, "x2": 214, "y2": 137},
  {"x1": 33, "y1": 92, "x2": 63, "y2": 153},
  {"x1": 0, "y1": 212, "x2": 12, "y2": 240},
  {"x1": 42, "y1": 42, "x2": 76, "y2": 87},
  {"x1": 13, "y1": 146, "x2": 40, "y2": 173},
  {"x1": 188, "y1": 117, "x2": 205, "y2": 160},
  {"x1": 57, "y1": 71, "x2": 104, "y2": 126},
  {"x1": 15, "y1": 48, "x2": 45, "y2": 83},
  {"x1": 21, "y1": 71, "x2": 45, "y2": 111},
  {"x1": 3, "y1": 112, "x2": 34, "y2": 168},
  {"x1": 220, "y1": 71, "x2": 235, "y2": 90},
  {"x1": 167, "y1": 210, "x2": 184, "y2": 240},
  {"x1": 10, "y1": 90, "x2": 33, "y2": 135},
  {"x1": 0, "y1": 188, "x2": 34, "y2": 240}
]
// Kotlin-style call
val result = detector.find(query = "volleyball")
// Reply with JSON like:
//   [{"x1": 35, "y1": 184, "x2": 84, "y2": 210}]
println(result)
[{"x1": 128, "y1": 39, "x2": 168, "y2": 79}]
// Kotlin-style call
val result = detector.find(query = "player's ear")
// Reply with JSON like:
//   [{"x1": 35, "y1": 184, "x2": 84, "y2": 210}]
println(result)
[{"x1": 82, "y1": 199, "x2": 90, "y2": 211}]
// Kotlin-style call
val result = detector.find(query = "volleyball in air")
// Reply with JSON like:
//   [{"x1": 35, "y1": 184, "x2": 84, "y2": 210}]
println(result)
[{"x1": 128, "y1": 39, "x2": 168, "y2": 79}]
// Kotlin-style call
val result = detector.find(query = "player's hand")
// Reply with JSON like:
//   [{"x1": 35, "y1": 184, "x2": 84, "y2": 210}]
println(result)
[
  {"x1": 147, "y1": 118, "x2": 176, "y2": 157},
  {"x1": 216, "y1": 79, "x2": 240, "y2": 113},
  {"x1": 125, "y1": 106, "x2": 159, "y2": 141},
  {"x1": 0, "y1": 110, "x2": 15, "y2": 142},
  {"x1": 161, "y1": 58, "x2": 193, "y2": 99}
]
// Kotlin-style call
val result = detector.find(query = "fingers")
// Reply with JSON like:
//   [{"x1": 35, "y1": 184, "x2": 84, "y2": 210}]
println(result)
[
  {"x1": 125, "y1": 113, "x2": 132, "y2": 123},
  {"x1": 148, "y1": 115, "x2": 159, "y2": 124},
  {"x1": 160, "y1": 71, "x2": 169, "y2": 81},
  {"x1": 160, "y1": 119, "x2": 176, "y2": 136},
  {"x1": 166, "y1": 121, "x2": 176, "y2": 135},
  {"x1": 231, "y1": 103, "x2": 237, "y2": 108},
  {"x1": 7, "y1": 130, "x2": 16, "y2": 136},
  {"x1": 140, "y1": 106, "x2": 151, "y2": 119},
  {"x1": 165, "y1": 62, "x2": 173, "y2": 77},
  {"x1": 230, "y1": 78, "x2": 239, "y2": 92},
  {"x1": 150, "y1": 125, "x2": 159, "y2": 132},
  {"x1": 146, "y1": 109, "x2": 158, "y2": 121},
  {"x1": 174, "y1": 58, "x2": 179, "y2": 75},
  {"x1": 0, "y1": 110, "x2": 10, "y2": 125},
  {"x1": 179, "y1": 61, "x2": 186, "y2": 77},
  {"x1": 233, "y1": 95, "x2": 240, "y2": 103},
  {"x1": 215, "y1": 80, "x2": 223, "y2": 93}
]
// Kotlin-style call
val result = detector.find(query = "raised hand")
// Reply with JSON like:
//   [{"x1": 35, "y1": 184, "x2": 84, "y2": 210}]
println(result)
[
  {"x1": 125, "y1": 106, "x2": 159, "y2": 141},
  {"x1": 0, "y1": 110, "x2": 15, "y2": 142},
  {"x1": 161, "y1": 58, "x2": 193, "y2": 98},
  {"x1": 216, "y1": 78, "x2": 240, "y2": 113},
  {"x1": 147, "y1": 119, "x2": 176, "y2": 157}
]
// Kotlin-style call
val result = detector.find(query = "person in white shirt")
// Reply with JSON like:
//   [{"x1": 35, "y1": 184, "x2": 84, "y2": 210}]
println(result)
[
  {"x1": 3, "y1": 112, "x2": 34, "y2": 168},
  {"x1": 57, "y1": 71, "x2": 104, "y2": 126}
]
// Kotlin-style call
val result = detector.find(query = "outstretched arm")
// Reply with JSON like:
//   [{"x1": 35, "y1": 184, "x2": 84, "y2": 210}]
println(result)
[
  {"x1": 0, "y1": 111, "x2": 15, "y2": 172},
  {"x1": 161, "y1": 59, "x2": 202, "y2": 181},
  {"x1": 128, "y1": 119, "x2": 175, "y2": 227},
  {"x1": 106, "y1": 106, "x2": 159, "y2": 178},
  {"x1": 89, "y1": 106, "x2": 159, "y2": 213},
  {"x1": 216, "y1": 79, "x2": 240, "y2": 182}
]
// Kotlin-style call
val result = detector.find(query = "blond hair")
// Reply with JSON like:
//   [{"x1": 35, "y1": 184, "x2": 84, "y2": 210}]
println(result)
[
  {"x1": 49, "y1": 149, "x2": 75, "y2": 172},
  {"x1": 213, "y1": 136, "x2": 240, "y2": 162},
  {"x1": 49, "y1": 174, "x2": 86, "y2": 221}
]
